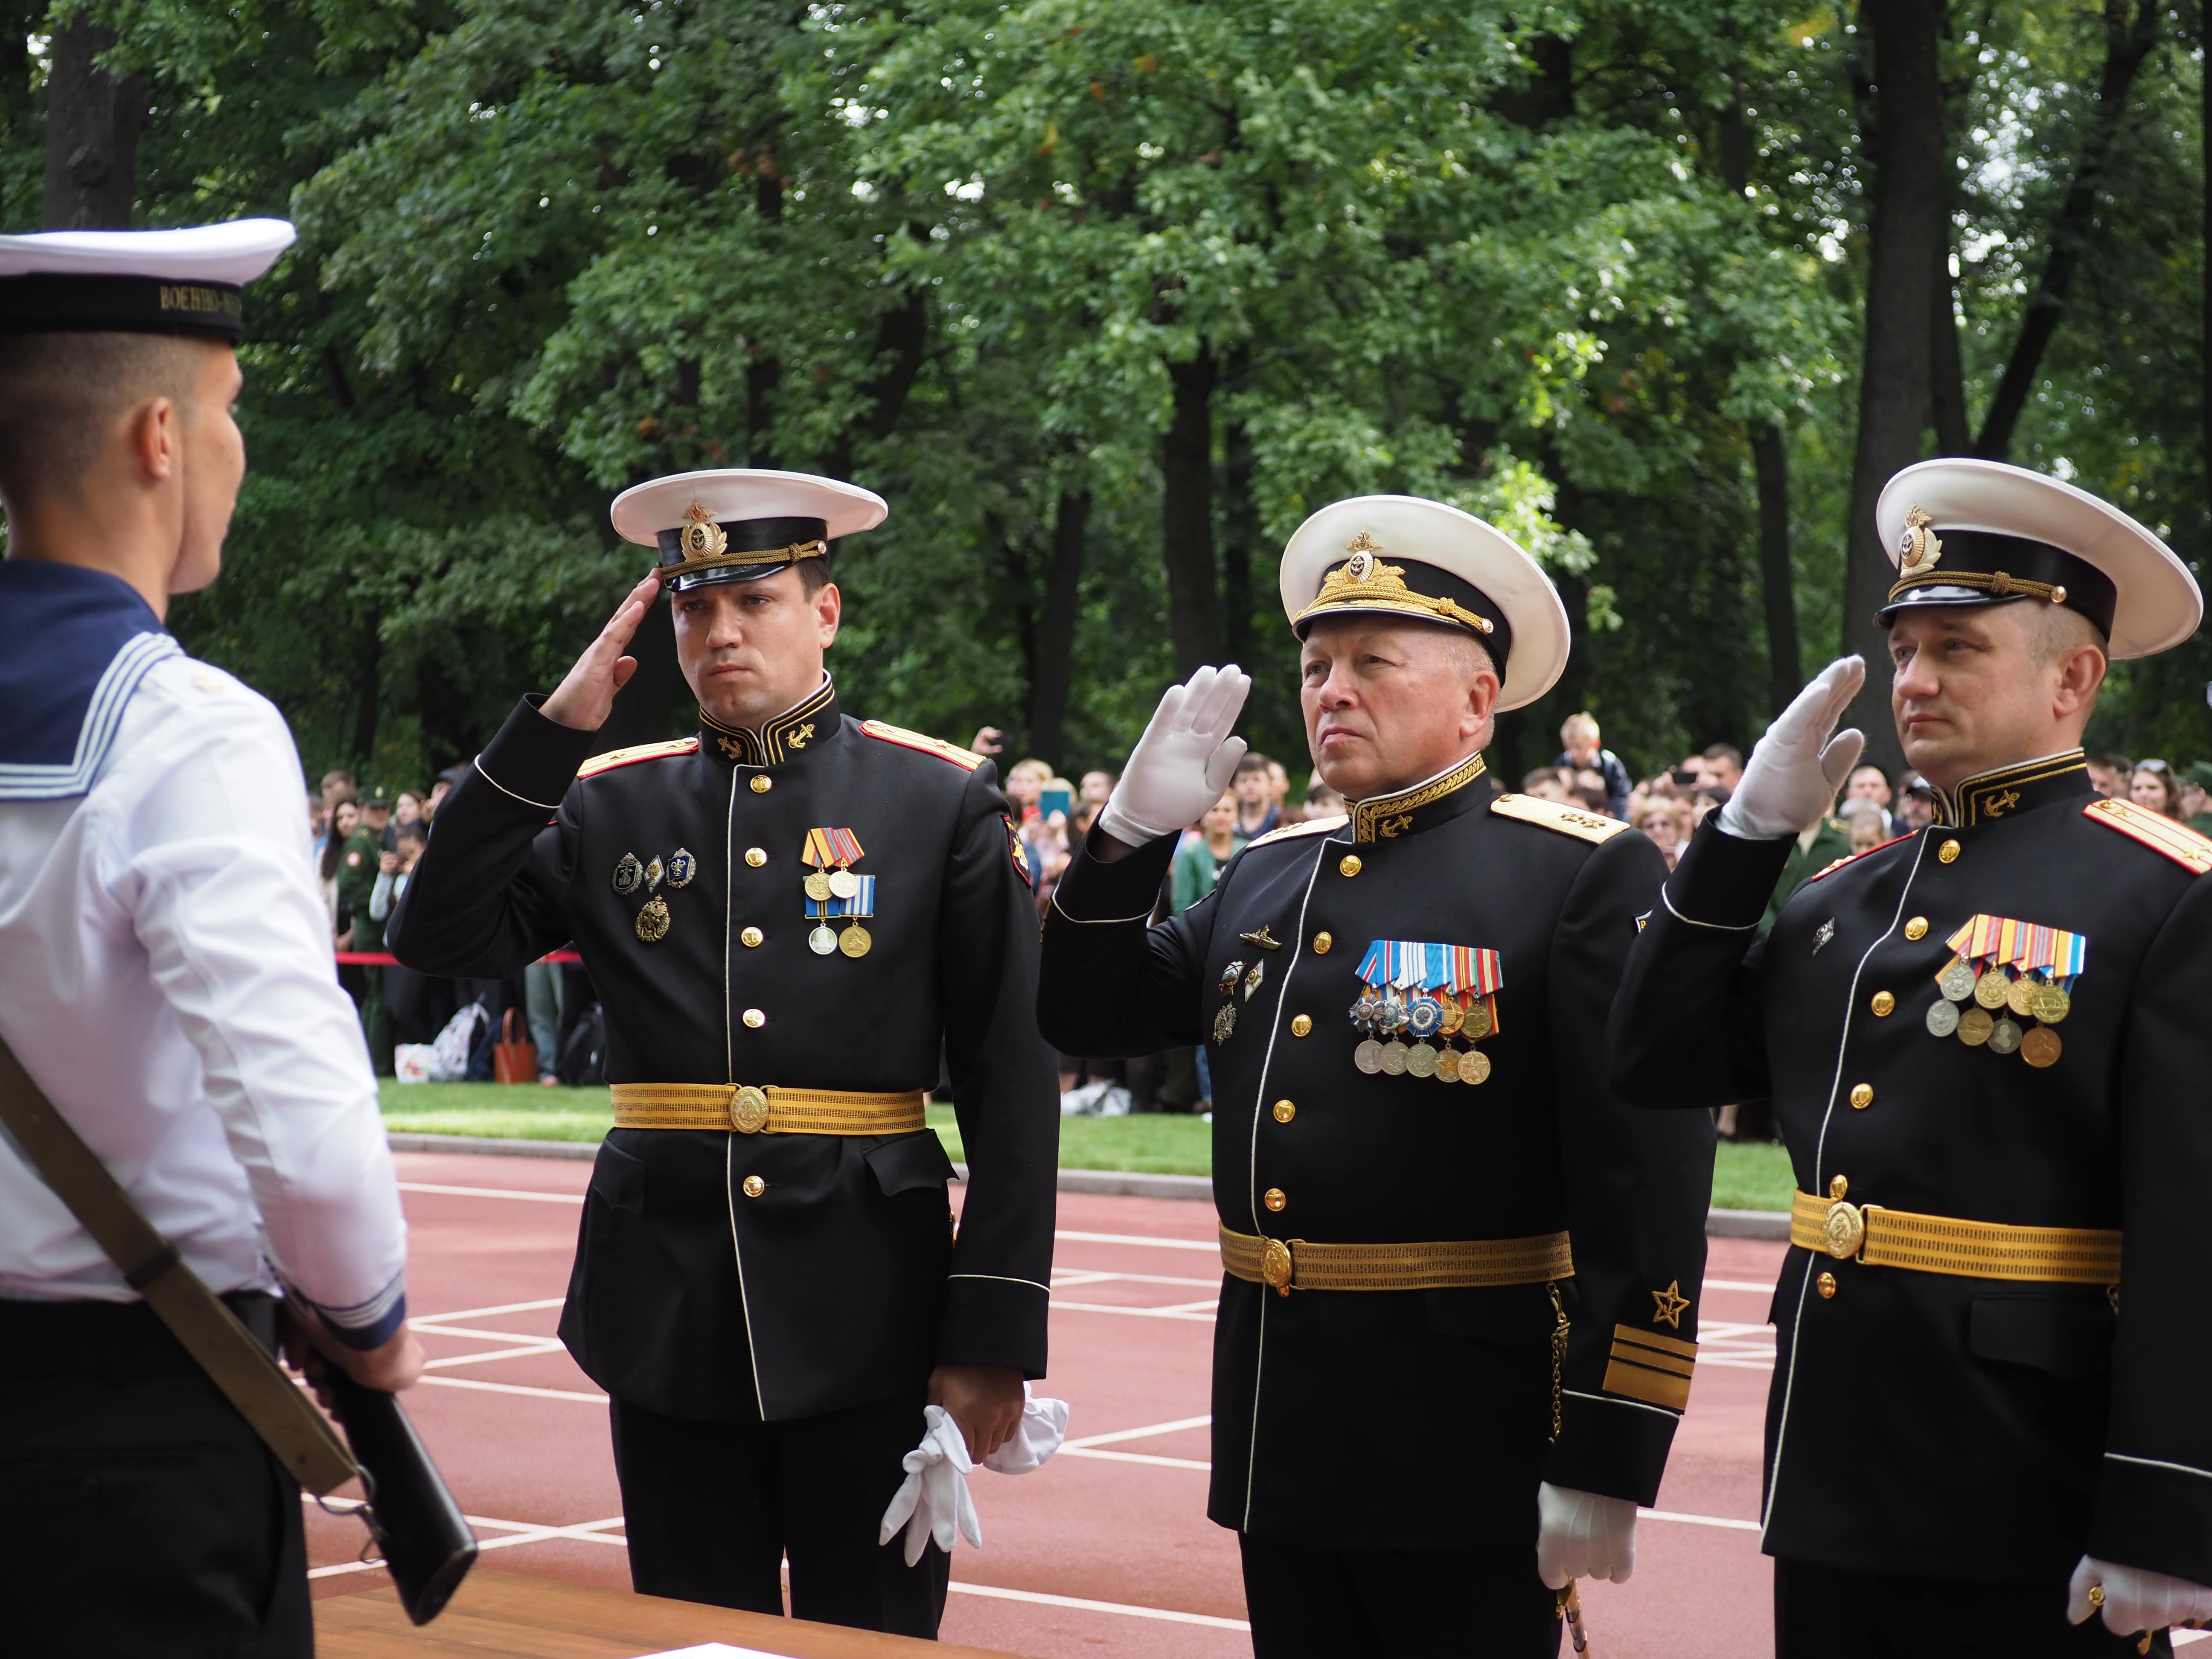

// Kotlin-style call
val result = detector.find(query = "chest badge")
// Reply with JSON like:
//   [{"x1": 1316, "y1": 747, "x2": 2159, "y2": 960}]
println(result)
[
  {"x1": 613, "y1": 853, "x2": 644, "y2": 896},
  {"x1": 1811, "y1": 918, "x2": 1834, "y2": 955},
  {"x1": 1214, "y1": 960, "x2": 1245, "y2": 1043},
  {"x1": 635, "y1": 896, "x2": 671, "y2": 943},
  {"x1": 666, "y1": 848, "x2": 696, "y2": 889},
  {"x1": 800, "y1": 829, "x2": 873, "y2": 955},
  {"x1": 1928, "y1": 915, "x2": 2082, "y2": 1067},
  {"x1": 1351, "y1": 941, "x2": 1503, "y2": 1086},
  {"x1": 1238, "y1": 926, "x2": 1282, "y2": 952}
]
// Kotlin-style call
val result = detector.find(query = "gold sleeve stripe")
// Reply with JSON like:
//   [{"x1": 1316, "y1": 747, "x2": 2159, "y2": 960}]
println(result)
[
  {"x1": 1612, "y1": 1323, "x2": 1699, "y2": 1360},
  {"x1": 1603, "y1": 1356, "x2": 1693, "y2": 1412},
  {"x1": 1610, "y1": 1339, "x2": 1695, "y2": 1378}
]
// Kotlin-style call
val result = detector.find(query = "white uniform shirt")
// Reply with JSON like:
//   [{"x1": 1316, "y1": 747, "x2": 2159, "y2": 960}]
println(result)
[{"x1": 0, "y1": 620, "x2": 409, "y2": 1345}]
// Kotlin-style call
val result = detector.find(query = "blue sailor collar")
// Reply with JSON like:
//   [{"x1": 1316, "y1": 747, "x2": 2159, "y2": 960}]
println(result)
[{"x1": 0, "y1": 560, "x2": 180, "y2": 800}]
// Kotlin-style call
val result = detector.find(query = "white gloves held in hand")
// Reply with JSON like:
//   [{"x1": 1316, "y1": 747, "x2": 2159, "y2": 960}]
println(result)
[
  {"x1": 878, "y1": 1392, "x2": 1071, "y2": 1566},
  {"x1": 1536, "y1": 1481, "x2": 1638, "y2": 1590},
  {"x1": 1718, "y1": 656, "x2": 1869, "y2": 841},
  {"x1": 2069, "y1": 1554, "x2": 2212, "y2": 1639},
  {"x1": 1097, "y1": 665, "x2": 1253, "y2": 847}
]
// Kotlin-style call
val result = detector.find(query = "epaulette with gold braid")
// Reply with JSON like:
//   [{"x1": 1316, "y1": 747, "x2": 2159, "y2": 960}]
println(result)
[
  {"x1": 1488, "y1": 792, "x2": 1630, "y2": 844},
  {"x1": 2083, "y1": 797, "x2": 2212, "y2": 873},
  {"x1": 578, "y1": 736, "x2": 699, "y2": 778},
  {"x1": 1249, "y1": 814, "x2": 1349, "y2": 850},
  {"x1": 859, "y1": 720, "x2": 985, "y2": 771}
]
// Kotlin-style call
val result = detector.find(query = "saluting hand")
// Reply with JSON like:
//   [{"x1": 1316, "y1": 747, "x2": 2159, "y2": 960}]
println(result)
[
  {"x1": 1719, "y1": 656, "x2": 1868, "y2": 841},
  {"x1": 1097, "y1": 664, "x2": 1252, "y2": 851},
  {"x1": 541, "y1": 572, "x2": 663, "y2": 733}
]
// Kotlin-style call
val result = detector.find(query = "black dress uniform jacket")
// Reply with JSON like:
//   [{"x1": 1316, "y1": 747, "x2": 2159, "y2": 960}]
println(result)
[
  {"x1": 1610, "y1": 751, "x2": 2212, "y2": 1588},
  {"x1": 1038, "y1": 757, "x2": 1713, "y2": 1547},
  {"x1": 389, "y1": 680, "x2": 1059, "y2": 1422}
]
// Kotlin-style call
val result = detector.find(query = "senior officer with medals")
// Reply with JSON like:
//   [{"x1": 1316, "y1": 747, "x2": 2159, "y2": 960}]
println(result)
[
  {"x1": 1611, "y1": 457, "x2": 2212, "y2": 1654},
  {"x1": 387, "y1": 469, "x2": 1058, "y2": 1636},
  {"x1": 1037, "y1": 497, "x2": 1714, "y2": 1655}
]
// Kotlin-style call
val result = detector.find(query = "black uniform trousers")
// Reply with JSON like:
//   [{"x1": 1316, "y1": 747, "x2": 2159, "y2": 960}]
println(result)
[
  {"x1": 1239, "y1": 1534, "x2": 1561, "y2": 1658},
  {"x1": 0, "y1": 1293, "x2": 311, "y2": 1659},
  {"x1": 1775, "y1": 1560, "x2": 2170, "y2": 1657},
  {"x1": 611, "y1": 1390, "x2": 949, "y2": 1637}
]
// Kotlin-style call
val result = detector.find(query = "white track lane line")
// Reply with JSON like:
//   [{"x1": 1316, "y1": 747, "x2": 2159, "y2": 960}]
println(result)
[
  {"x1": 422, "y1": 1342, "x2": 571, "y2": 1372},
  {"x1": 948, "y1": 1580, "x2": 1252, "y2": 1632},
  {"x1": 397, "y1": 1181, "x2": 584, "y2": 1204},
  {"x1": 307, "y1": 1513, "x2": 627, "y2": 1579},
  {"x1": 412, "y1": 1296, "x2": 566, "y2": 1324},
  {"x1": 1049, "y1": 1300, "x2": 1217, "y2": 1322},
  {"x1": 1053, "y1": 1228, "x2": 1218, "y2": 1252},
  {"x1": 1064, "y1": 1415, "x2": 1214, "y2": 1449},
  {"x1": 415, "y1": 1374, "x2": 608, "y2": 1403}
]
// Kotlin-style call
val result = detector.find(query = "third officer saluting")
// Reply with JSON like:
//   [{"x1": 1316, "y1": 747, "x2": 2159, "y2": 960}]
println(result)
[
  {"x1": 1612, "y1": 458, "x2": 2212, "y2": 1653},
  {"x1": 390, "y1": 469, "x2": 1058, "y2": 1637},
  {"x1": 1038, "y1": 497, "x2": 1714, "y2": 1656}
]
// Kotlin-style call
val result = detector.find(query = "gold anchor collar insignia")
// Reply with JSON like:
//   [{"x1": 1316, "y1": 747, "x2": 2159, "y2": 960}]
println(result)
[
  {"x1": 1936, "y1": 750, "x2": 2092, "y2": 827},
  {"x1": 1350, "y1": 753, "x2": 1488, "y2": 843},
  {"x1": 700, "y1": 675, "x2": 838, "y2": 768}
]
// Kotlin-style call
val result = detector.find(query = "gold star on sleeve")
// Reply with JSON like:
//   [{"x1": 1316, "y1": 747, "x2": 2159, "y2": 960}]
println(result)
[{"x1": 1651, "y1": 1280, "x2": 1691, "y2": 1329}]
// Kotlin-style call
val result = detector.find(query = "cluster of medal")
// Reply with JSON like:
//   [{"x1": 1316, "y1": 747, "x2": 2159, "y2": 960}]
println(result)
[
  {"x1": 802, "y1": 827, "x2": 874, "y2": 957},
  {"x1": 1214, "y1": 958, "x2": 1263, "y2": 1042},
  {"x1": 1348, "y1": 940, "x2": 1504, "y2": 1085},
  {"x1": 1925, "y1": 915, "x2": 2081, "y2": 1069},
  {"x1": 614, "y1": 847, "x2": 696, "y2": 942}
]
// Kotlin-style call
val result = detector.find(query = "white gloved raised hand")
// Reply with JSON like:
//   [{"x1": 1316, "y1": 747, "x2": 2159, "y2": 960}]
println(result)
[
  {"x1": 1096, "y1": 665, "x2": 1252, "y2": 847},
  {"x1": 2068, "y1": 1554, "x2": 2212, "y2": 1639},
  {"x1": 1718, "y1": 656, "x2": 1869, "y2": 841},
  {"x1": 1536, "y1": 1481, "x2": 1639, "y2": 1590}
]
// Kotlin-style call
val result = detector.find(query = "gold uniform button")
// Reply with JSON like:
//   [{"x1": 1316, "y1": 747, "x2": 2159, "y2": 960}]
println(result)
[
  {"x1": 751, "y1": 775, "x2": 772, "y2": 794},
  {"x1": 1904, "y1": 916, "x2": 1929, "y2": 941},
  {"x1": 1816, "y1": 1271, "x2": 1837, "y2": 1299},
  {"x1": 1938, "y1": 838, "x2": 1961, "y2": 864},
  {"x1": 1870, "y1": 992, "x2": 1895, "y2": 1018},
  {"x1": 745, "y1": 847, "x2": 768, "y2": 867},
  {"x1": 1312, "y1": 931, "x2": 1333, "y2": 955},
  {"x1": 742, "y1": 1008, "x2": 766, "y2": 1029},
  {"x1": 1272, "y1": 1100, "x2": 1296, "y2": 1123},
  {"x1": 1263, "y1": 1187, "x2": 1287, "y2": 1212},
  {"x1": 742, "y1": 1175, "x2": 766, "y2": 1198},
  {"x1": 1290, "y1": 1015, "x2": 1313, "y2": 1037},
  {"x1": 740, "y1": 926, "x2": 764, "y2": 948},
  {"x1": 1338, "y1": 855, "x2": 1362, "y2": 877},
  {"x1": 1849, "y1": 1083, "x2": 1874, "y2": 1109}
]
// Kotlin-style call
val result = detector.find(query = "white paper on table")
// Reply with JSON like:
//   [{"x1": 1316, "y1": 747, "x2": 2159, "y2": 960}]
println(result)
[{"x1": 628, "y1": 1645, "x2": 800, "y2": 1658}]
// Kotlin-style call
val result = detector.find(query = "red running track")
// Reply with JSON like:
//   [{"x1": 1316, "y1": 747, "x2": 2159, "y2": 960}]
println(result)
[{"x1": 310, "y1": 1151, "x2": 1788, "y2": 1656}]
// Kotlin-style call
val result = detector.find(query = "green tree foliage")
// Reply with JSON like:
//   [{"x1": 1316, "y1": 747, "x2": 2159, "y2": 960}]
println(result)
[{"x1": 3, "y1": 1, "x2": 2204, "y2": 788}]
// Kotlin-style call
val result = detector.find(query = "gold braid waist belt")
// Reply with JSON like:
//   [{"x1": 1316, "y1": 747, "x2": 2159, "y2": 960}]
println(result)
[
  {"x1": 1219, "y1": 1223, "x2": 1573, "y2": 1295},
  {"x1": 610, "y1": 1083, "x2": 927, "y2": 1136},
  {"x1": 1790, "y1": 1190, "x2": 2122, "y2": 1284}
]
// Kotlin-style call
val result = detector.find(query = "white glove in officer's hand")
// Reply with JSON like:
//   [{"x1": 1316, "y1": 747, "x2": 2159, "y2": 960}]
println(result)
[
  {"x1": 1718, "y1": 656, "x2": 1869, "y2": 841},
  {"x1": 2069, "y1": 1554, "x2": 2212, "y2": 1639},
  {"x1": 1097, "y1": 665, "x2": 1252, "y2": 847},
  {"x1": 1536, "y1": 1481, "x2": 1638, "y2": 1590},
  {"x1": 879, "y1": 1405, "x2": 983, "y2": 1566}
]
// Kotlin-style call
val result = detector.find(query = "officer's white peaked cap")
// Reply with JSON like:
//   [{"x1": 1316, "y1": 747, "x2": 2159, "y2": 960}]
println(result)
[
  {"x1": 1278, "y1": 494, "x2": 1572, "y2": 712},
  {"x1": 613, "y1": 469, "x2": 888, "y2": 593},
  {"x1": 1877, "y1": 459, "x2": 2201, "y2": 660}
]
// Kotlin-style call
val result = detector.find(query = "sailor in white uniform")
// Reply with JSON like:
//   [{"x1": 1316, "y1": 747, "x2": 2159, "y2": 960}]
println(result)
[{"x1": 0, "y1": 219, "x2": 419, "y2": 1655}]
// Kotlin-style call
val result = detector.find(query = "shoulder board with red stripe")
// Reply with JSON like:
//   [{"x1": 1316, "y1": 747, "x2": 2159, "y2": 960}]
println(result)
[
  {"x1": 2083, "y1": 797, "x2": 2212, "y2": 874},
  {"x1": 577, "y1": 736, "x2": 699, "y2": 778},
  {"x1": 859, "y1": 720, "x2": 985, "y2": 771},
  {"x1": 1807, "y1": 831, "x2": 1913, "y2": 882},
  {"x1": 1248, "y1": 814, "x2": 1348, "y2": 849}
]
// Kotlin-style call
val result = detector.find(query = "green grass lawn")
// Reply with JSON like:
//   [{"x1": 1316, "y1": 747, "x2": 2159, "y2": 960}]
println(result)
[{"x1": 379, "y1": 1082, "x2": 1795, "y2": 1209}]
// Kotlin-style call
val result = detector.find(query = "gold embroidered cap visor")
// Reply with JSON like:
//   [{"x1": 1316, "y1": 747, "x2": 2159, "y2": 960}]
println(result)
[
  {"x1": 0, "y1": 218, "x2": 296, "y2": 341},
  {"x1": 611, "y1": 468, "x2": 889, "y2": 593},
  {"x1": 1874, "y1": 458, "x2": 2202, "y2": 659},
  {"x1": 1278, "y1": 494, "x2": 1572, "y2": 711}
]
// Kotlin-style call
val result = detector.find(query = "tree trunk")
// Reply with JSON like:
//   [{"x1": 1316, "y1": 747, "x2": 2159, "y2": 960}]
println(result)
[
  {"x1": 1752, "y1": 425, "x2": 1802, "y2": 715},
  {"x1": 349, "y1": 605, "x2": 382, "y2": 772},
  {"x1": 2204, "y1": 9, "x2": 2210, "y2": 550},
  {"x1": 1975, "y1": 0, "x2": 2158, "y2": 460},
  {"x1": 43, "y1": 20, "x2": 143, "y2": 229},
  {"x1": 1161, "y1": 350, "x2": 1223, "y2": 674},
  {"x1": 1026, "y1": 490, "x2": 1090, "y2": 767},
  {"x1": 1839, "y1": 0, "x2": 1952, "y2": 771},
  {"x1": 1929, "y1": 232, "x2": 1971, "y2": 454},
  {"x1": 1219, "y1": 381, "x2": 1257, "y2": 673}
]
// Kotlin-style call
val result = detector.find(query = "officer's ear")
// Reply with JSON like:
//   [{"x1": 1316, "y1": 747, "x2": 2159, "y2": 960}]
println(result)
[{"x1": 812, "y1": 577, "x2": 841, "y2": 649}]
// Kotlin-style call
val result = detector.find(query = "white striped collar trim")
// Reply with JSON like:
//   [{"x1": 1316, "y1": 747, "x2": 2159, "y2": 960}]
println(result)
[{"x1": 0, "y1": 632, "x2": 181, "y2": 800}]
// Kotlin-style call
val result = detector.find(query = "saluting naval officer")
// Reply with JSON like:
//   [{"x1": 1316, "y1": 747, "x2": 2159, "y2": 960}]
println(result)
[
  {"x1": 1036, "y1": 496, "x2": 1715, "y2": 1656},
  {"x1": 1610, "y1": 458, "x2": 2212, "y2": 1654},
  {"x1": 0, "y1": 221, "x2": 421, "y2": 1651},
  {"x1": 388, "y1": 469, "x2": 1058, "y2": 1636}
]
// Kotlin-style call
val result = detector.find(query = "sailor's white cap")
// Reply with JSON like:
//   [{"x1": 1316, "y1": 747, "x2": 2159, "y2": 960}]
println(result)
[{"x1": 0, "y1": 219, "x2": 296, "y2": 339}]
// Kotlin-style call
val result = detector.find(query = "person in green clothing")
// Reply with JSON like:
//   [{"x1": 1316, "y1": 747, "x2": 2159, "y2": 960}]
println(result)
[
  {"x1": 2183, "y1": 762, "x2": 2212, "y2": 838},
  {"x1": 1171, "y1": 792, "x2": 1246, "y2": 1109},
  {"x1": 1759, "y1": 800, "x2": 1853, "y2": 933},
  {"x1": 335, "y1": 792, "x2": 391, "y2": 1070}
]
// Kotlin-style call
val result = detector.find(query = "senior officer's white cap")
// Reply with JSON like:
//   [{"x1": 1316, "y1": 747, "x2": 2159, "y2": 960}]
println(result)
[
  {"x1": 0, "y1": 218, "x2": 295, "y2": 340},
  {"x1": 612, "y1": 468, "x2": 888, "y2": 593},
  {"x1": 1876, "y1": 458, "x2": 2201, "y2": 659},
  {"x1": 1278, "y1": 494, "x2": 1572, "y2": 711}
]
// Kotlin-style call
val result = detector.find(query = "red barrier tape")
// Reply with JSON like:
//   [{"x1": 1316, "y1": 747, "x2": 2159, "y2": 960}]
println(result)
[{"x1": 335, "y1": 952, "x2": 582, "y2": 966}]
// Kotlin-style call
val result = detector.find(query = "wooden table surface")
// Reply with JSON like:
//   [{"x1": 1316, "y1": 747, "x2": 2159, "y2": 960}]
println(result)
[{"x1": 317, "y1": 1571, "x2": 1026, "y2": 1659}]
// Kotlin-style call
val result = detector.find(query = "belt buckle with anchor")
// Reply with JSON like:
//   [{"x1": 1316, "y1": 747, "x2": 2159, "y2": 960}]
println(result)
[
  {"x1": 728, "y1": 1085, "x2": 771, "y2": 1135},
  {"x1": 1261, "y1": 1238, "x2": 1296, "y2": 1295},
  {"x1": 1822, "y1": 1174, "x2": 1875, "y2": 1260}
]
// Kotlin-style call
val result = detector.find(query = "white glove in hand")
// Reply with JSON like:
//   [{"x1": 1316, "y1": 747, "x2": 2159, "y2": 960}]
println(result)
[
  {"x1": 1718, "y1": 656, "x2": 1869, "y2": 841},
  {"x1": 2068, "y1": 1554, "x2": 2212, "y2": 1638},
  {"x1": 879, "y1": 1405, "x2": 981, "y2": 1567},
  {"x1": 1097, "y1": 665, "x2": 1252, "y2": 847},
  {"x1": 982, "y1": 1387, "x2": 1070, "y2": 1475},
  {"x1": 1536, "y1": 1481, "x2": 1638, "y2": 1590}
]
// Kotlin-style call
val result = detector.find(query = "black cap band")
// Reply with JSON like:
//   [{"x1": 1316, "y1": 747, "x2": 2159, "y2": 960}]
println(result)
[
  {"x1": 0, "y1": 274, "x2": 246, "y2": 341},
  {"x1": 655, "y1": 515, "x2": 830, "y2": 591},
  {"x1": 1877, "y1": 529, "x2": 2118, "y2": 640},
  {"x1": 1294, "y1": 554, "x2": 1513, "y2": 678}
]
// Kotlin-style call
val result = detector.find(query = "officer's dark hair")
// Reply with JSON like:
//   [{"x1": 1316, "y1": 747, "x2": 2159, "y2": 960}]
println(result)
[
  {"x1": 0, "y1": 330, "x2": 215, "y2": 512},
  {"x1": 796, "y1": 554, "x2": 834, "y2": 597}
]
